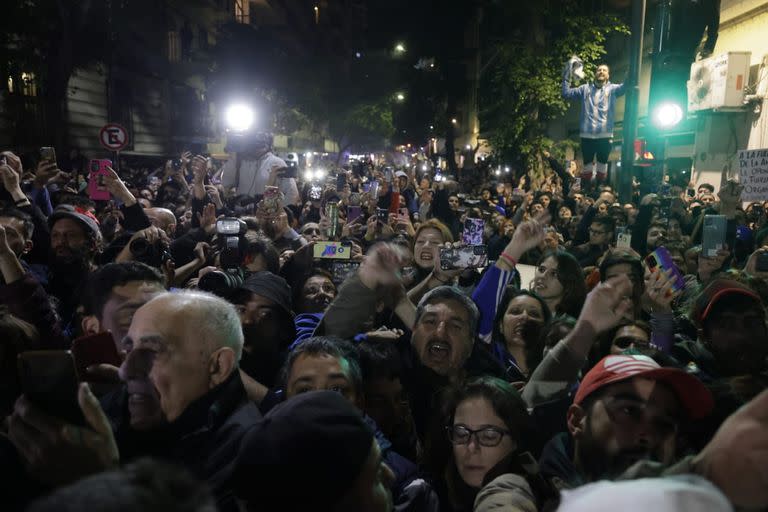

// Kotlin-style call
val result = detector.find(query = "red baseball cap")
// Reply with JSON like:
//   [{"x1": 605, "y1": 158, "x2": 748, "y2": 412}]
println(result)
[
  {"x1": 574, "y1": 355, "x2": 713, "y2": 419},
  {"x1": 692, "y1": 279, "x2": 762, "y2": 326}
]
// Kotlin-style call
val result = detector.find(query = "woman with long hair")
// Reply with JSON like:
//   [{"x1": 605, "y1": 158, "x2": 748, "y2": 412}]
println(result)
[
  {"x1": 531, "y1": 250, "x2": 587, "y2": 318},
  {"x1": 491, "y1": 288, "x2": 552, "y2": 381}
]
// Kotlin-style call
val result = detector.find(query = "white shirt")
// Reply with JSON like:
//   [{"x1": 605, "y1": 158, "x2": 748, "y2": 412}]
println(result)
[{"x1": 220, "y1": 152, "x2": 299, "y2": 205}]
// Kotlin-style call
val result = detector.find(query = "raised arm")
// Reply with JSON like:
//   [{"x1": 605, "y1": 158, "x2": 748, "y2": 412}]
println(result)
[{"x1": 522, "y1": 275, "x2": 633, "y2": 407}]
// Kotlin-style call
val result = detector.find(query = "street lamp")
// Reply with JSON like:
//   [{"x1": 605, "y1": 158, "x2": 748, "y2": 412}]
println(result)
[
  {"x1": 394, "y1": 42, "x2": 406, "y2": 54},
  {"x1": 451, "y1": 118, "x2": 458, "y2": 125},
  {"x1": 652, "y1": 102, "x2": 684, "y2": 129},
  {"x1": 395, "y1": 92, "x2": 405, "y2": 102},
  {"x1": 225, "y1": 104, "x2": 255, "y2": 132}
]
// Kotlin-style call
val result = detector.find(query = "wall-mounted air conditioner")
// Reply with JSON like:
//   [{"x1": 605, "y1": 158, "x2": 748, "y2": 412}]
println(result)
[{"x1": 688, "y1": 51, "x2": 751, "y2": 112}]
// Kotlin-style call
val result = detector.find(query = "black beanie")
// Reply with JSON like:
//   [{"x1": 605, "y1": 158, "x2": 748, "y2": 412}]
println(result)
[
  {"x1": 240, "y1": 271, "x2": 293, "y2": 316},
  {"x1": 232, "y1": 391, "x2": 374, "y2": 509}
]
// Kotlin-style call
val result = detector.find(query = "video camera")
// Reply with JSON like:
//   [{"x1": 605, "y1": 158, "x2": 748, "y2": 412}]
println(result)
[
  {"x1": 197, "y1": 217, "x2": 248, "y2": 297},
  {"x1": 225, "y1": 131, "x2": 273, "y2": 154}
]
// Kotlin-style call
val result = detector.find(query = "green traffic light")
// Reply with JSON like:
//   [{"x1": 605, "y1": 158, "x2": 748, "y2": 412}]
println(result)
[{"x1": 652, "y1": 102, "x2": 684, "y2": 129}]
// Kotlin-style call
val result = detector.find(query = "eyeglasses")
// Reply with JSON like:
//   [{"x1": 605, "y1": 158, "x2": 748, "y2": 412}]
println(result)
[
  {"x1": 302, "y1": 228, "x2": 321, "y2": 235},
  {"x1": 601, "y1": 396, "x2": 679, "y2": 437},
  {"x1": 446, "y1": 424, "x2": 511, "y2": 447},
  {"x1": 613, "y1": 336, "x2": 650, "y2": 349}
]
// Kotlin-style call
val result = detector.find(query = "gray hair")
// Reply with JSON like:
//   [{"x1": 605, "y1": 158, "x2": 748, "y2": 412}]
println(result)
[
  {"x1": 147, "y1": 290, "x2": 244, "y2": 361},
  {"x1": 415, "y1": 286, "x2": 480, "y2": 337}
]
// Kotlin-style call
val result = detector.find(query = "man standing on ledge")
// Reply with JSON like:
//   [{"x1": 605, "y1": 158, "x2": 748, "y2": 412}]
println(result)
[{"x1": 562, "y1": 59, "x2": 624, "y2": 190}]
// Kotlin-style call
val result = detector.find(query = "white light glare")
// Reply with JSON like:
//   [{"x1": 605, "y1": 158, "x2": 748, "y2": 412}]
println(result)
[
  {"x1": 504, "y1": 166, "x2": 510, "y2": 173},
  {"x1": 495, "y1": 169, "x2": 501, "y2": 176},
  {"x1": 304, "y1": 169, "x2": 327, "y2": 181},
  {"x1": 421, "y1": 164, "x2": 428, "y2": 171},
  {"x1": 653, "y1": 102, "x2": 683, "y2": 128},
  {"x1": 225, "y1": 104, "x2": 255, "y2": 132}
]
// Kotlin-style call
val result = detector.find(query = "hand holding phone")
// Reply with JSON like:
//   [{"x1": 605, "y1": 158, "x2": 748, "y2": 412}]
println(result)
[
  {"x1": 88, "y1": 159, "x2": 113, "y2": 201},
  {"x1": 702, "y1": 215, "x2": 727, "y2": 257},
  {"x1": 71, "y1": 332, "x2": 122, "y2": 383},
  {"x1": 18, "y1": 351, "x2": 86, "y2": 426}
]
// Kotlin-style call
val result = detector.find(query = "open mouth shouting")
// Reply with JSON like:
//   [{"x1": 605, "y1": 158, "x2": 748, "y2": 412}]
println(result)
[{"x1": 424, "y1": 338, "x2": 452, "y2": 368}]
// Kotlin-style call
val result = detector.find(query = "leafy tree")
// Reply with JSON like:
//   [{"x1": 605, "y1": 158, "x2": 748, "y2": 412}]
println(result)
[
  {"x1": 480, "y1": 0, "x2": 629, "y2": 183},
  {"x1": 329, "y1": 101, "x2": 395, "y2": 159}
]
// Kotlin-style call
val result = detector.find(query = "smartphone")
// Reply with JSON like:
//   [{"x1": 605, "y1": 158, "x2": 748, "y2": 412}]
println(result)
[
  {"x1": 440, "y1": 245, "x2": 488, "y2": 270},
  {"x1": 71, "y1": 332, "x2": 122, "y2": 382},
  {"x1": 313, "y1": 240, "x2": 352, "y2": 259},
  {"x1": 572, "y1": 178, "x2": 582, "y2": 192},
  {"x1": 88, "y1": 159, "x2": 112, "y2": 201},
  {"x1": 384, "y1": 168, "x2": 394, "y2": 184},
  {"x1": 336, "y1": 173, "x2": 346, "y2": 192},
  {"x1": 702, "y1": 214, "x2": 727, "y2": 257},
  {"x1": 309, "y1": 185, "x2": 323, "y2": 201},
  {"x1": 368, "y1": 180, "x2": 379, "y2": 199},
  {"x1": 326, "y1": 202, "x2": 340, "y2": 239},
  {"x1": 616, "y1": 227, "x2": 632, "y2": 249},
  {"x1": 462, "y1": 218, "x2": 485, "y2": 245},
  {"x1": 376, "y1": 208, "x2": 389, "y2": 224},
  {"x1": 39, "y1": 146, "x2": 56, "y2": 164},
  {"x1": 347, "y1": 205, "x2": 363, "y2": 224},
  {"x1": 18, "y1": 351, "x2": 85, "y2": 426},
  {"x1": 329, "y1": 261, "x2": 361, "y2": 286},
  {"x1": 757, "y1": 252, "x2": 768, "y2": 272},
  {"x1": 687, "y1": 188, "x2": 695, "y2": 198},
  {"x1": 645, "y1": 247, "x2": 686, "y2": 292}
]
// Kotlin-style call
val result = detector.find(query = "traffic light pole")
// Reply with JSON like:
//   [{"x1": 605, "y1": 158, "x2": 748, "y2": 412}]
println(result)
[{"x1": 620, "y1": 0, "x2": 646, "y2": 204}]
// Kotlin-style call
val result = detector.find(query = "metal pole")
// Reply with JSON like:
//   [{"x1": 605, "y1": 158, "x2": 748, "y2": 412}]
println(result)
[{"x1": 620, "y1": 0, "x2": 646, "y2": 204}]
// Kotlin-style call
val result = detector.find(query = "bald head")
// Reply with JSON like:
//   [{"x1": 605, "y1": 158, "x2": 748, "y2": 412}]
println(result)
[
  {"x1": 145, "y1": 208, "x2": 177, "y2": 237},
  {"x1": 144, "y1": 291, "x2": 243, "y2": 360},
  {"x1": 126, "y1": 290, "x2": 244, "y2": 421}
]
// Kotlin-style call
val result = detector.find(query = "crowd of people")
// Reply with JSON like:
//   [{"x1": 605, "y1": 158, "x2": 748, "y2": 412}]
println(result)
[{"x1": 1, "y1": 133, "x2": 768, "y2": 512}]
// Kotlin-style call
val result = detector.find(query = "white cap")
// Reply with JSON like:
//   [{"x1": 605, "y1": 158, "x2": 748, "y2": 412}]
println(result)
[{"x1": 557, "y1": 476, "x2": 732, "y2": 512}]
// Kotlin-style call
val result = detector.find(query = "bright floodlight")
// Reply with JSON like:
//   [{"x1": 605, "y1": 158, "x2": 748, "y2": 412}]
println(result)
[
  {"x1": 653, "y1": 102, "x2": 683, "y2": 128},
  {"x1": 225, "y1": 104, "x2": 255, "y2": 132}
]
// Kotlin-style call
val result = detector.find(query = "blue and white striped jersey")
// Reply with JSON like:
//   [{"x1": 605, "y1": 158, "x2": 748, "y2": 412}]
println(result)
[{"x1": 562, "y1": 79, "x2": 625, "y2": 139}]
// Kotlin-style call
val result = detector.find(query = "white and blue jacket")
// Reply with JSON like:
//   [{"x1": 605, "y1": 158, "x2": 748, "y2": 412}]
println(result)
[{"x1": 562, "y1": 77, "x2": 625, "y2": 139}]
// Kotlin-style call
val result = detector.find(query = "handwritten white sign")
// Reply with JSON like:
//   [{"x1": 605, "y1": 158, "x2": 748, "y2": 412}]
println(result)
[{"x1": 739, "y1": 148, "x2": 768, "y2": 201}]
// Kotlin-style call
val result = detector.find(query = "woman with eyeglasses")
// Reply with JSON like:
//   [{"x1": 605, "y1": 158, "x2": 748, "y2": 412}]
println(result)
[
  {"x1": 531, "y1": 250, "x2": 587, "y2": 318},
  {"x1": 426, "y1": 376, "x2": 538, "y2": 512}
]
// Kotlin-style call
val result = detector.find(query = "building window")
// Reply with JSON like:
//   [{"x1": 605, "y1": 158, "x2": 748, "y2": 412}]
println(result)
[
  {"x1": 235, "y1": 0, "x2": 249, "y2": 24},
  {"x1": 9, "y1": 72, "x2": 38, "y2": 96},
  {"x1": 168, "y1": 31, "x2": 180, "y2": 62}
]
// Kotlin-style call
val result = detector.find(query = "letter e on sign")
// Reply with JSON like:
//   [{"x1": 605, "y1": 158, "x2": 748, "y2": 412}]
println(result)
[{"x1": 99, "y1": 123, "x2": 129, "y2": 151}]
